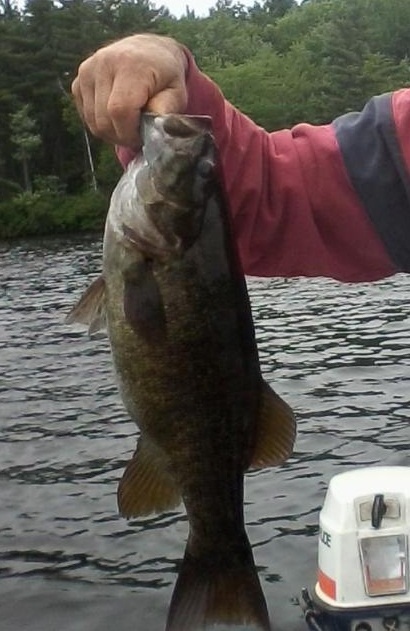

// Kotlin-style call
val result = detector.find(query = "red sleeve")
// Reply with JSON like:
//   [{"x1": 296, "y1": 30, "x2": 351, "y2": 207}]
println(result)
[{"x1": 184, "y1": 53, "x2": 396, "y2": 282}]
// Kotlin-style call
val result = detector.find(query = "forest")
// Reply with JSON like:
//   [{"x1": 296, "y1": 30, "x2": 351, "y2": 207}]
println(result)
[{"x1": 1, "y1": 0, "x2": 409, "y2": 238}]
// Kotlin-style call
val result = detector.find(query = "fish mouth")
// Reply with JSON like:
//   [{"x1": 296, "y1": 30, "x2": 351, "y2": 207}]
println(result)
[
  {"x1": 140, "y1": 114, "x2": 213, "y2": 181},
  {"x1": 141, "y1": 114, "x2": 215, "y2": 204},
  {"x1": 141, "y1": 113, "x2": 213, "y2": 149}
]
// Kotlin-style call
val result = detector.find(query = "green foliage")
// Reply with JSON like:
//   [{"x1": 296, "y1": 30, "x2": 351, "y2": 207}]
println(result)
[
  {"x1": 249, "y1": 0, "x2": 297, "y2": 23},
  {"x1": 0, "y1": 189, "x2": 107, "y2": 239},
  {"x1": 263, "y1": 0, "x2": 334, "y2": 51},
  {"x1": 95, "y1": 144, "x2": 123, "y2": 196},
  {"x1": 168, "y1": 5, "x2": 263, "y2": 69},
  {"x1": 215, "y1": 0, "x2": 410, "y2": 129},
  {"x1": 0, "y1": 177, "x2": 22, "y2": 201},
  {"x1": 1, "y1": 0, "x2": 410, "y2": 238},
  {"x1": 361, "y1": 54, "x2": 410, "y2": 101},
  {"x1": 10, "y1": 104, "x2": 41, "y2": 161},
  {"x1": 10, "y1": 103, "x2": 42, "y2": 191},
  {"x1": 363, "y1": 0, "x2": 410, "y2": 61},
  {"x1": 33, "y1": 174, "x2": 66, "y2": 195},
  {"x1": 51, "y1": 190, "x2": 108, "y2": 233},
  {"x1": 94, "y1": 0, "x2": 168, "y2": 37}
]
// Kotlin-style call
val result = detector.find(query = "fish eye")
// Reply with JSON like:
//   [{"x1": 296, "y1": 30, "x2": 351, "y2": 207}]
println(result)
[{"x1": 197, "y1": 158, "x2": 214, "y2": 178}]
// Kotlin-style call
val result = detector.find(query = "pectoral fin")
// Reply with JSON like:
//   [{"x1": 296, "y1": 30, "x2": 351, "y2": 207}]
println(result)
[
  {"x1": 123, "y1": 260, "x2": 167, "y2": 343},
  {"x1": 117, "y1": 436, "x2": 181, "y2": 518},
  {"x1": 249, "y1": 380, "x2": 296, "y2": 469},
  {"x1": 65, "y1": 275, "x2": 106, "y2": 334}
]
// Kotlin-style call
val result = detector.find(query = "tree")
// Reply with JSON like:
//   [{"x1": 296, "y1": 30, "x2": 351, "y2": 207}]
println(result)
[
  {"x1": 10, "y1": 104, "x2": 41, "y2": 192},
  {"x1": 94, "y1": 0, "x2": 167, "y2": 37},
  {"x1": 0, "y1": 0, "x2": 18, "y2": 20},
  {"x1": 249, "y1": 0, "x2": 296, "y2": 26},
  {"x1": 363, "y1": 0, "x2": 410, "y2": 61}
]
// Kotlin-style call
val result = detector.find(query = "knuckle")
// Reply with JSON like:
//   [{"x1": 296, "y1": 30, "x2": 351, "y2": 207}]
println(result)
[
  {"x1": 71, "y1": 77, "x2": 79, "y2": 97},
  {"x1": 106, "y1": 99, "x2": 129, "y2": 119},
  {"x1": 77, "y1": 57, "x2": 92, "y2": 78},
  {"x1": 94, "y1": 114, "x2": 113, "y2": 137}
]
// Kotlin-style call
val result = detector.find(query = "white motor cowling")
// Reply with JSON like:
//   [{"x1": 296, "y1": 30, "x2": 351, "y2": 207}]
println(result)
[{"x1": 301, "y1": 467, "x2": 410, "y2": 631}]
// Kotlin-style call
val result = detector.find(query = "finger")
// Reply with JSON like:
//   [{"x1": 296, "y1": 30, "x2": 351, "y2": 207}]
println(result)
[
  {"x1": 71, "y1": 76, "x2": 82, "y2": 114},
  {"x1": 107, "y1": 68, "x2": 151, "y2": 148},
  {"x1": 93, "y1": 67, "x2": 119, "y2": 145},
  {"x1": 147, "y1": 84, "x2": 188, "y2": 116},
  {"x1": 72, "y1": 66, "x2": 98, "y2": 138}
]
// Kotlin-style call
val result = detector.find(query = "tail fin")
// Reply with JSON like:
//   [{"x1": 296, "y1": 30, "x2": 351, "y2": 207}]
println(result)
[{"x1": 166, "y1": 541, "x2": 270, "y2": 631}]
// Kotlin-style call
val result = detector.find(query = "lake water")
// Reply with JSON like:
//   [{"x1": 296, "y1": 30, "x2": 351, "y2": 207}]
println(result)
[{"x1": 0, "y1": 236, "x2": 409, "y2": 631}]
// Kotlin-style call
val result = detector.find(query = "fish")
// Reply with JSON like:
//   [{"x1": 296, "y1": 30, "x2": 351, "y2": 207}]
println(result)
[{"x1": 67, "y1": 113, "x2": 296, "y2": 631}]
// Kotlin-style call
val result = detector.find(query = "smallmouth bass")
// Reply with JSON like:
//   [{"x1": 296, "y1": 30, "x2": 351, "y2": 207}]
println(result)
[{"x1": 67, "y1": 113, "x2": 296, "y2": 631}]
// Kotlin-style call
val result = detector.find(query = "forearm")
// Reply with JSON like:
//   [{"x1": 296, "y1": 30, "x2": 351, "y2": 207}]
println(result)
[
  {"x1": 116, "y1": 45, "x2": 401, "y2": 283},
  {"x1": 183, "y1": 52, "x2": 396, "y2": 282}
]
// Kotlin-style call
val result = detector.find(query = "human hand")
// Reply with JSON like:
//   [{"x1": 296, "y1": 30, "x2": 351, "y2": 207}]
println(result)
[{"x1": 71, "y1": 34, "x2": 188, "y2": 149}]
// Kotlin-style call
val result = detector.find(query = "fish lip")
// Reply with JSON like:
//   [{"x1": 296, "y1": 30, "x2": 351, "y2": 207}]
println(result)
[
  {"x1": 141, "y1": 113, "x2": 213, "y2": 141},
  {"x1": 141, "y1": 114, "x2": 214, "y2": 172}
]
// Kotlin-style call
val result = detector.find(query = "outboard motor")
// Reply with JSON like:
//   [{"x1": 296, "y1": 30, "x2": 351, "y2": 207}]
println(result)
[{"x1": 300, "y1": 467, "x2": 410, "y2": 631}]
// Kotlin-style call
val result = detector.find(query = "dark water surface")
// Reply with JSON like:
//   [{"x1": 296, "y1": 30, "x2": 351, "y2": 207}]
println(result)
[{"x1": 1, "y1": 237, "x2": 409, "y2": 631}]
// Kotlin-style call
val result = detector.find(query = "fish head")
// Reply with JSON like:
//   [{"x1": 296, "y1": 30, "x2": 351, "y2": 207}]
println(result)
[
  {"x1": 138, "y1": 114, "x2": 216, "y2": 253},
  {"x1": 104, "y1": 114, "x2": 216, "y2": 275}
]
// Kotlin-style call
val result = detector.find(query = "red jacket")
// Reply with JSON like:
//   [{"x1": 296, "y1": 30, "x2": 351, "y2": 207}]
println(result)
[{"x1": 117, "y1": 53, "x2": 410, "y2": 282}]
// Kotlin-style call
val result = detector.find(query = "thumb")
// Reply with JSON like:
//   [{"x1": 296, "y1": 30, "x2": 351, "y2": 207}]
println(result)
[{"x1": 146, "y1": 85, "x2": 188, "y2": 116}]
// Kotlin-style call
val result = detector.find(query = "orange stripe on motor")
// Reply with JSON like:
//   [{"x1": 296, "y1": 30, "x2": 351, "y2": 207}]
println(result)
[{"x1": 318, "y1": 569, "x2": 336, "y2": 600}]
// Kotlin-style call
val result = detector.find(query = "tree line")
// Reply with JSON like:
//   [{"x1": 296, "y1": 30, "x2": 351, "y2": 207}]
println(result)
[{"x1": 1, "y1": 0, "x2": 409, "y2": 238}]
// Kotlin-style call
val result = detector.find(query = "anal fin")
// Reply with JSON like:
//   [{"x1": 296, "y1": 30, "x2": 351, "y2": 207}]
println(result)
[{"x1": 117, "y1": 435, "x2": 181, "y2": 518}]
